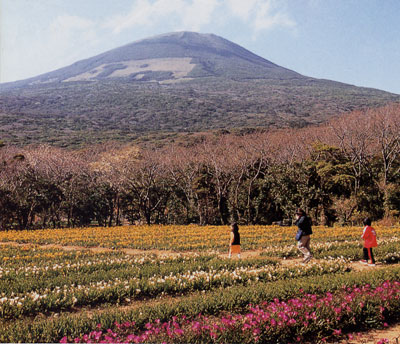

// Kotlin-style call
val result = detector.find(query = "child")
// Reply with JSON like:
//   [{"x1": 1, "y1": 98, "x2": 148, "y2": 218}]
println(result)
[
  {"x1": 229, "y1": 223, "x2": 241, "y2": 259},
  {"x1": 360, "y1": 217, "x2": 377, "y2": 266}
]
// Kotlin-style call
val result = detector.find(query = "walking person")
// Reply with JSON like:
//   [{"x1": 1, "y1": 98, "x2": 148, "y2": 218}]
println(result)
[
  {"x1": 294, "y1": 208, "x2": 313, "y2": 263},
  {"x1": 360, "y1": 217, "x2": 377, "y2": 266},
  {"x1": 229, "y1": 223, "x2": 241, "y2": 259}
]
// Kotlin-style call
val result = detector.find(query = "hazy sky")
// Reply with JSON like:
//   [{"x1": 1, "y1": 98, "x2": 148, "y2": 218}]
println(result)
[{"x1": 1, "y1": 0, "x2": 400, "y2": 94}]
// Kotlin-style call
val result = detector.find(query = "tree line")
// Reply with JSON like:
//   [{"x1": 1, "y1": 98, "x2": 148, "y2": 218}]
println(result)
[{"x1": 0, "y1": 104, "x2": 399, "y2": 230}]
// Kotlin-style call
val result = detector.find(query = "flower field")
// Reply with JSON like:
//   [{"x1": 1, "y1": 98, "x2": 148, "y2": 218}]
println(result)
[
  {"x1": 1, "y1": 225, "x2": 400, "y2": 343},
  {"x1": 1, "y1": 224, "x2": 400, "y2": 251},
  {"x1": 64, "y1": 280, "x2": 400, "y2": 344}
]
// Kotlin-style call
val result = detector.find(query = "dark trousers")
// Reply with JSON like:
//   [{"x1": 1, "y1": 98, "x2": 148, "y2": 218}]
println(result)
[{"x1": 363, "y1": 247, "x2": 375, "y2": 264}]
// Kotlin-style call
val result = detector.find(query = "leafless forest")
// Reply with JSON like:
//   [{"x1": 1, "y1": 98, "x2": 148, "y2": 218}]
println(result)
[{"x1": 1, "y1": 104, "x2": 399, "y2": 230}]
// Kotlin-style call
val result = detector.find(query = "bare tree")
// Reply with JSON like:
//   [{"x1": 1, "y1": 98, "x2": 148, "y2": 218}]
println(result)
[
  {"x1": 90, "y1": 145, "x2": 140, "y2": 226},
  {"x1": 370, "y1": 104, "x2": 400, "y2": 215},
  {"x1": 199, "y1": 136, "x2": 237, "y2": 224},
  {"x1": 162, "y1": 144, "x2": 203, "y2": 223},
  {"x1": 329, "y1": 109, "x2": 375, "y2": 194},
  {"x1": 121, "y1": 149, "x2": 170, "y2": 225}
]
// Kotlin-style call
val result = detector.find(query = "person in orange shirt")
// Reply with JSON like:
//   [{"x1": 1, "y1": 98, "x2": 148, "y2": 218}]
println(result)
[
  {"x1": 228, "y1": 223, "x2": 241, "y2": 259},
  {"x1": 360, "y1": 217, "x2": 377, "y2": 266}
]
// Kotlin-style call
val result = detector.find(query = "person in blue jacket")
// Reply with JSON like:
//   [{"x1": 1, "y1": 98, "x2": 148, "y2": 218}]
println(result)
[{"x1": 294, "y1": 208, "x2": 313, "y2": 263}]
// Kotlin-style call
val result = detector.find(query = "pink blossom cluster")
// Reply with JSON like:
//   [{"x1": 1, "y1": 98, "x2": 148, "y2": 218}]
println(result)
[
  {"x1": 61, "y1": 280, "x2": 400, "y2": 343},
  {"x1": 377, "y1": 339, "x2": 389, "y2": 344}
]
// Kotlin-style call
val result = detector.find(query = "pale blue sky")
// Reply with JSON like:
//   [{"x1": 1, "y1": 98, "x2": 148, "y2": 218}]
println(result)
[{"x1": 1, "y1": 0, "x2": 399, "y2": 94}]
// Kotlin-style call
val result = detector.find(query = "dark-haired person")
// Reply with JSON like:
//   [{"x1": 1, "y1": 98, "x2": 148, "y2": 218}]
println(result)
[
  {"x1": 360, "y1": 217, "x2": 377, "y2": 266},
  {"x1": 294, "y1": 208, "x2": 313, "y2": 263},
  {"x1": 229, "y1": 223, "x2": 241, "y2": 259}
]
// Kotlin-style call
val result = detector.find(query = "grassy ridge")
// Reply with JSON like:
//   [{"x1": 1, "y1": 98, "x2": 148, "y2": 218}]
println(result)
[{"x1": 1, "y1": 78, "x2": 398, "y2": 147}]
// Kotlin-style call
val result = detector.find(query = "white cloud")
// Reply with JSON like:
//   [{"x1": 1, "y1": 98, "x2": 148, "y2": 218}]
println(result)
[
  {"x1": 104, "y1": 0, "x2": 295, "y2": 36},
  {"x1": 181, "y1": 0, "x2": 219, "y2": 31},
  {"x1": 226, "y1": 0, "x2": 296, "y2": 33},
  {"x1": 104, "y1": 0, "x2": 159, "y2": 34},
  {"x1": 45, "y1": 15, "x2": 99, "y2": 64},
  {"x1": 225, "y1": 0, "x2": 258, "y2": 21},
  {"x1": 49, "y1": 15, "x2": 98, "y2": 47},
  {"x1": 49, "y1": 15, "x2": 95, "y2": 34},
  {"x1": 105, "y1": 0, "x2": 219, "y2": 34},
  {"x1": 253, "y1": 1, "x2": 296, "y2": 32},
  {"x1": 2, "y1": 14, "x2": 101, "y2": 82},
  {"x1": 306, "y1": 0, "x2": 322, "y2": 8}
]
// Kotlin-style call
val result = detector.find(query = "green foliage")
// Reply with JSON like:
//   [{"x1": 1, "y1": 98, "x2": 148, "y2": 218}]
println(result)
[{"x1": 310, "y1": 143, "x2": 354, "y2": 194}]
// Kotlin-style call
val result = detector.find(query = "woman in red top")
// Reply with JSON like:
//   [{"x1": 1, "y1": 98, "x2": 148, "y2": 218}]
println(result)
[{"x1": 360, "y1": 217, "x2": 377, "y2": 266}]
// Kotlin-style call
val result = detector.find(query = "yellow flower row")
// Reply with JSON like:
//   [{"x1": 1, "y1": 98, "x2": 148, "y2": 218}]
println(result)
[{"x1": 0, "y1": 224, "x2": 399, "y2": 251}]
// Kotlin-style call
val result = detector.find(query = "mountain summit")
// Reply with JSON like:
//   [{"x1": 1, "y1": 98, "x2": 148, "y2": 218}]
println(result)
[
  {"x1": 7, "y1": 32, "x2": 302, "y2": 87},
  {"x1": 0, "y1": 32, "x2": 399, "y2": 147}
]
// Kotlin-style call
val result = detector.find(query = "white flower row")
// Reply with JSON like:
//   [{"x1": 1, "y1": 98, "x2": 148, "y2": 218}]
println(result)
[
  {"x1": 0, "y1": 258, "x2": 349, "y2": 319},
  {"x1": 0, "y1": 254, "x2": 205, "y2": 278}
]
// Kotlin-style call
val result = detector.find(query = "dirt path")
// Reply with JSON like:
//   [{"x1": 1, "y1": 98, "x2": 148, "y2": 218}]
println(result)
[
  {"x1": 340, "y1": 323, "x2": 400, "y2": 343},
  {"x1": 0, "y1": 241, "x2": 390, "y2": 273},
  {"x1": 0, "y1": 241, "x2": 179, "y2": 256}
]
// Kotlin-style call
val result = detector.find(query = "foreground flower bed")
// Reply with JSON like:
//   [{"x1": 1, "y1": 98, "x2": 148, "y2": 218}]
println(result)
[
  {"x1": 0, "y1": 253, "x2": 349, "y2": 319},
  {"x1": 65, "y1": 280, "x2": 400, "y2": 343},
  {"x1": 2, "y1": 267, "x2": 400, "y2": 343},
  {"x1": 1, "y1": 224, "x2": 400, "y2": 343}
]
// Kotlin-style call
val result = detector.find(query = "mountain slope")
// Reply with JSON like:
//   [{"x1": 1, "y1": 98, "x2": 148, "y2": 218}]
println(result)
[
  {"x1": 1, "y1": 31, "x2": 302, "y2": 87},
  {"x1": 0, "y1": 31, "x2": 399, "y2": 147}
]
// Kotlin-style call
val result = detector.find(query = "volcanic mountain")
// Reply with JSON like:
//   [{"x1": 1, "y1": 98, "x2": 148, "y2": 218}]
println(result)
[{"x1": 0, "y1": 31, "x2": 399, "y2": 147}]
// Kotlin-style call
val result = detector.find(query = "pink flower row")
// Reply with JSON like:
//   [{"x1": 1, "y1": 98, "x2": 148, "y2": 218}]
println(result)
[{"x1": 61, "y1": 280, "x2": 400, "y2": 343}]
